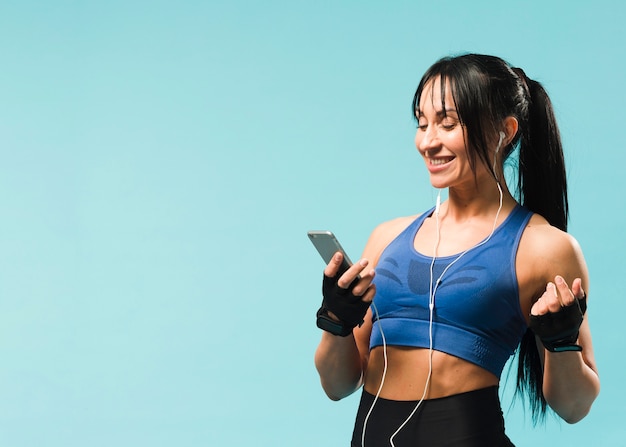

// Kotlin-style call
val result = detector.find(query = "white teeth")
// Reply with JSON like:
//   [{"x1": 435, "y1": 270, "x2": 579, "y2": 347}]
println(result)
[{"x1": 430, "y1": 158, "x2": 452, "y2": 165}]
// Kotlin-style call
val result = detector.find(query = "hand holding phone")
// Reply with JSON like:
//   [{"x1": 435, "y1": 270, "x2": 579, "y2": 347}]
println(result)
[{"x1": 307, "y1": 230, "x2": 373, "y2": 336}]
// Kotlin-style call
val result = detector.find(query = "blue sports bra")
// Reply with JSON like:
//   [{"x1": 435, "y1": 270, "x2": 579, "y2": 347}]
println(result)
[{"x1": 369, "y1": 204, "x2": 533, "y2": 377}]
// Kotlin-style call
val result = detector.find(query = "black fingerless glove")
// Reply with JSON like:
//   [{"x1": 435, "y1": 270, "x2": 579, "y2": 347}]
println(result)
[
  {"x1": 316, "y1": 274, "x2": 371, "y2": 337},
  {"x1": 529, "y1": 294, "x2": 587, "y2": 352}
]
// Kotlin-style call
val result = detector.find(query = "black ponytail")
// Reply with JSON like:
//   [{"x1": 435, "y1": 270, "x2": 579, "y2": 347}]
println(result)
[
  {"x1": 513, "y1": 70, "x2": 569, "y2": 423},
  {"x1": 516, "y1": 72, "x2": 569, "y2": 232}
]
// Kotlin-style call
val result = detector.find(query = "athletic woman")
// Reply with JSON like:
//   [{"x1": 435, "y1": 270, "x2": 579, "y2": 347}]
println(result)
[{"x1": 313, "y1": 54, "x2": 600, "y2": 446}]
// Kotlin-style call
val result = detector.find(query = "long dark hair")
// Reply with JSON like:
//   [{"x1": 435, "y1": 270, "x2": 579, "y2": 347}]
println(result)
[{"x1": 412, "y1": 54, "x2": 569, "y2": 422}]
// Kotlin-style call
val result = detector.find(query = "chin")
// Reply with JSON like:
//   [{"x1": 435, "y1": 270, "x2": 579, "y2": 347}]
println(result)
[{"x1": 429, "y1": 180, "x2": 449, "y2": 189}]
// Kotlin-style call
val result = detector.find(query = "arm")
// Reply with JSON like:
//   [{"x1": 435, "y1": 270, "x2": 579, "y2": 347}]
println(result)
[
  {"x1": 314, "y1": 308, "x2": 373, "y2": 400},
  {"x1": 313, "y1": 255, "x2": 375, "y2": 400},
  {"x1": 313, "y1": 219, "x2": 409, "y2": 400},
  {"x1": 530, "y1": 234, "x2": 600, "y2": 423}
]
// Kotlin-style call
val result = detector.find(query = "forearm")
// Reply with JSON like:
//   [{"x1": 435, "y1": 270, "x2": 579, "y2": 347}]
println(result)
[
  {"x1": 542, "y1": 351, "x2": 600, "y2": 423},
  {"x1": 314, "y1": 331, "x2": 364, "y2": 401}
]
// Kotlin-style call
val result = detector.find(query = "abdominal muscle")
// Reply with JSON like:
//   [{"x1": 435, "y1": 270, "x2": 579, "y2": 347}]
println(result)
[{"x1": 363, "y1": 346, "x2": 500, "y2": 401}]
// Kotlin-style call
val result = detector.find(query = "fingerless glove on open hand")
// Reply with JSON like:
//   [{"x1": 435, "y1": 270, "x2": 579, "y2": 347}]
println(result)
[{"x1": 529, "y1": 294, "x2": 587, "y2": 352}]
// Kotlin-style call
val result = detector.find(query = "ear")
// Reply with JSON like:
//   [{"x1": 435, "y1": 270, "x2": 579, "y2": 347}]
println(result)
[{"x1": 502, "y1": 116, "x2": 519, "y2": 145}]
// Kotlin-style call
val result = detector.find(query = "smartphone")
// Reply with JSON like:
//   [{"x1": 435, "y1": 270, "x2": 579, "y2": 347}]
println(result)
[{"x1": 307, "y1": 230, "x2": 353, "y2": 276}]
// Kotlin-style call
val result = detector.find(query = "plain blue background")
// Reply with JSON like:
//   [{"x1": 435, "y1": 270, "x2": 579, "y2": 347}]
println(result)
[{"x1": 0, "y1": 1, "x2": 624, "y2": 445}]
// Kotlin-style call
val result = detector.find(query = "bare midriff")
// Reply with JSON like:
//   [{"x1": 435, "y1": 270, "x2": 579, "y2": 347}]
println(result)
[{"x1": 363, "y1": 346, "x2": 500, "y2": 401}]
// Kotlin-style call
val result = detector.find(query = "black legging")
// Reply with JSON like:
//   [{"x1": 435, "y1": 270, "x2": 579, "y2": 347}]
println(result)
[{"x1": 351, "y1": 387, "x2": 515, "y2": 447}]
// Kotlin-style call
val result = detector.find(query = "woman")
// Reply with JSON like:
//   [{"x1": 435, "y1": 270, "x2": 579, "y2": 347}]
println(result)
[{"x1": 313, "y1": 54, "x2": 600, "y2": 446}]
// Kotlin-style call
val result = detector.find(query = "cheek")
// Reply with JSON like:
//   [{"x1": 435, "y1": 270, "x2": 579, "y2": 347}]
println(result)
[{"x1": 441, "y1": 132, "x2": 467, "y2": 153}]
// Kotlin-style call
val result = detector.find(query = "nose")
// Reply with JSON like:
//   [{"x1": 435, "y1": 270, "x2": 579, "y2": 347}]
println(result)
[{"x1": 416, "y1": 124, "x2": 440, "y2": 154}]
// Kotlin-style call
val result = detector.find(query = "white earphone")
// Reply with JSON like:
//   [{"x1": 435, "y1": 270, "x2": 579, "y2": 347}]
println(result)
[{"x1": 497, "y1": 131, "x2": 505, "y2": 153}]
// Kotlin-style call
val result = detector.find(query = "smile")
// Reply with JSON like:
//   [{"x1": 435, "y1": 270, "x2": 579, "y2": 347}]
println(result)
[{"x1": 429, "y1": 157, "x2": 454, "y2": 166}]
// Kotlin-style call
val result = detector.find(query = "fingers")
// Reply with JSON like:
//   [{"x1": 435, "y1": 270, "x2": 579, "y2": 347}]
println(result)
[
  {"x1": 530, "y1": 296, "x2": 545, "y2": 316},
  {"x1": 554, "y1": 275, "x2": 575, "y2": 306},
  {"x1": 571, "y1": 277, "x2": 585, "y2": 299},
  {"x1": 531, "y1": 284, "x2": 559, "y2": 316},
  {"x1": 531, "y1": 275, "x2": 583, "y2": 316},
  {"x1": 323, "y1": 251, "x2": 345, "y2": 277},
  {"x1": 323, "y1": 252, "x2": 376, "y2": 302},
  {"x1": 341, "y1": 258, "x2": 376, "y2": 302},
  {"x1": 352, "y1": 273, "x2": 376, "y2": 303}
]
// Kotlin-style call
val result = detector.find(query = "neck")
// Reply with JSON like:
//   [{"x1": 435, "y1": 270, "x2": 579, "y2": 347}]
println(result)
[{"x1": 440, "y1": 179, "x2": 516, "y2": 221}]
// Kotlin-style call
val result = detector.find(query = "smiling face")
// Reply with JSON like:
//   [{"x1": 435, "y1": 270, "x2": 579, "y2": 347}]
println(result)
[{"x1": 415, "y1": 76, "x2": 484, "y2": 190}]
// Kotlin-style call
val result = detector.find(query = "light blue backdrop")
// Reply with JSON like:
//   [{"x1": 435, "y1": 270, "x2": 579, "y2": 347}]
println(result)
[{"x1": 0, "y1": 1, "x2": 623, "y2": 445}]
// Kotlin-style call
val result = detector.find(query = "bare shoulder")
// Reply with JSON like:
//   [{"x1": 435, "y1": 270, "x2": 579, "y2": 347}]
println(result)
[
  {"x1": 361, "y1": 214, "x2": 420, "y2": 267},
  {"x1": 518, "y1": 213, "x2": 589, "y2": 293},
  {"x1": 522, "y1": 214, "x2": 584, "y2": 261}
]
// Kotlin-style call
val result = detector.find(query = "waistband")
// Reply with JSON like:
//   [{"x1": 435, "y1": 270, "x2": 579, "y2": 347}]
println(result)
[{"x1": 351, "y1": 387, "x2": 514, "y2": 447}]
